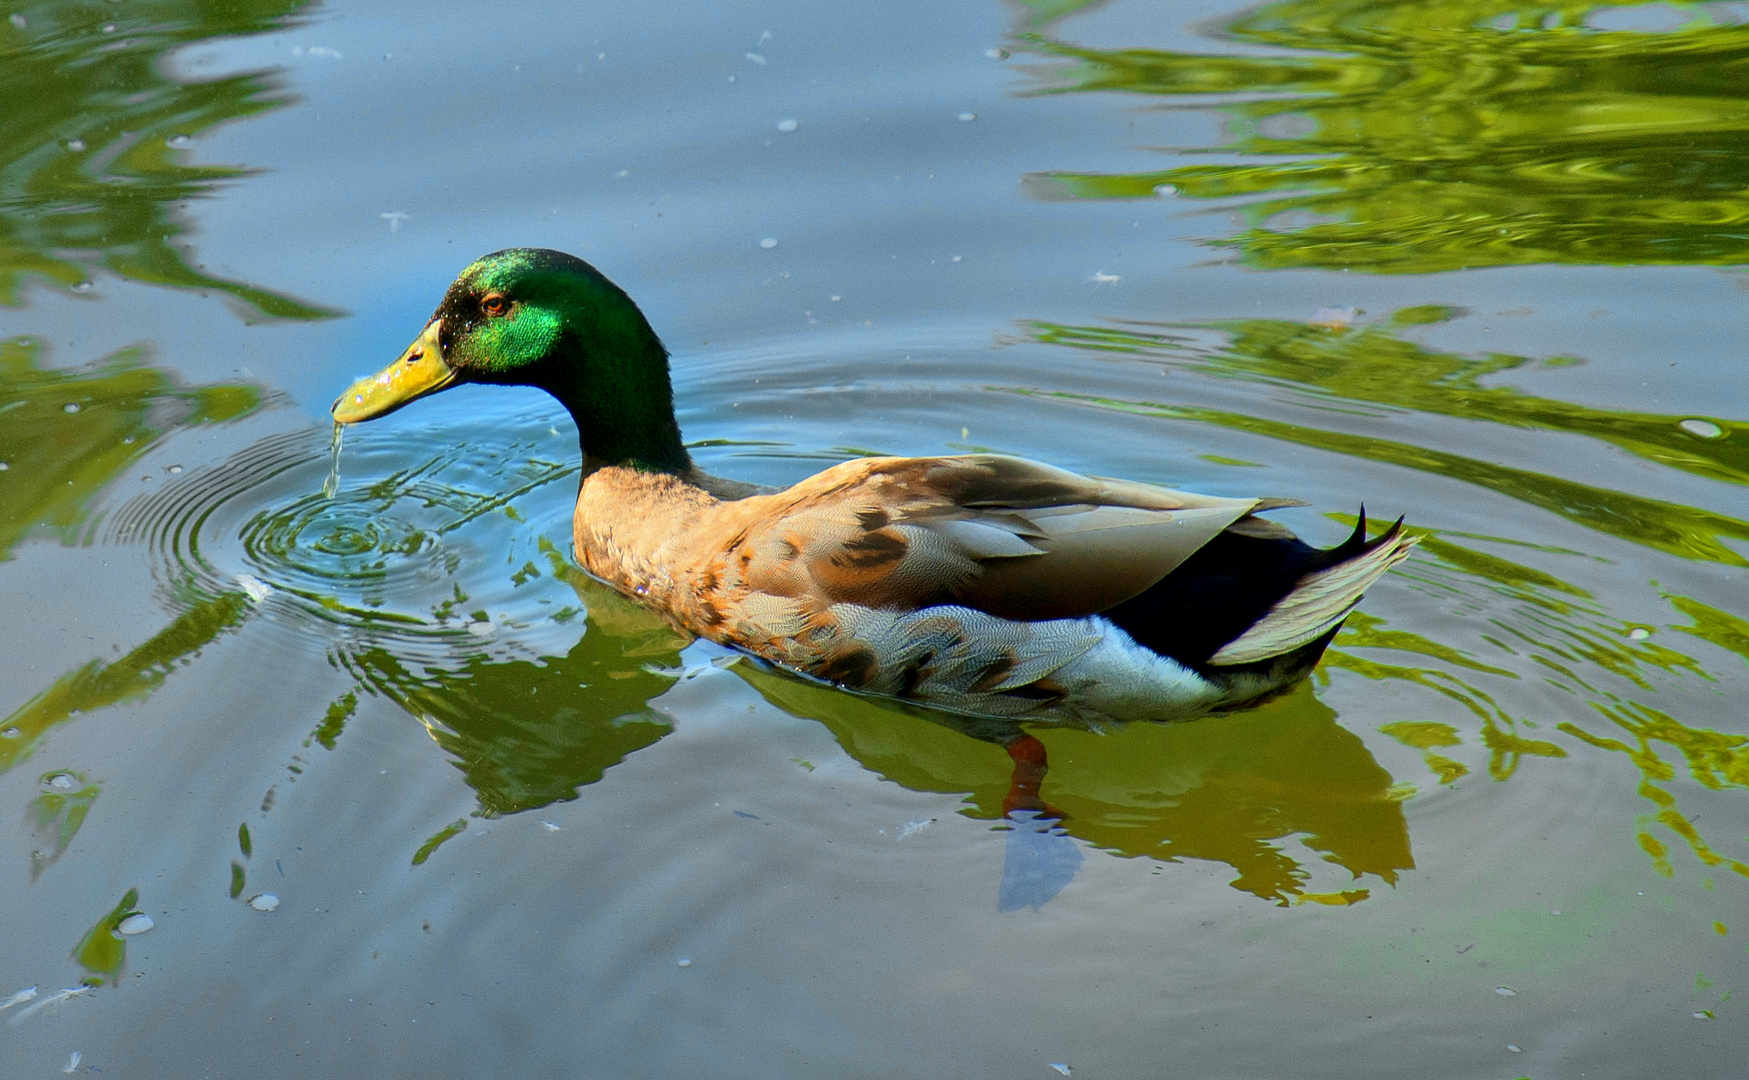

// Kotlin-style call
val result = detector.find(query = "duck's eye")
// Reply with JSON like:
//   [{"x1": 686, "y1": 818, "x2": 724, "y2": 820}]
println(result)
[{"x1": 481, "y1": 293, "x2": 510, "y2": 317}]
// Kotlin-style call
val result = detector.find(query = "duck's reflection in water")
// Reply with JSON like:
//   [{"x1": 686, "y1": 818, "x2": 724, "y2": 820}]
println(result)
[
  {"x1": 743, "y1": 660, "x2": 1410, "y2": 909},
  {"x1": 344, "y1": 560, "x2": 1411, "y2": 910}
]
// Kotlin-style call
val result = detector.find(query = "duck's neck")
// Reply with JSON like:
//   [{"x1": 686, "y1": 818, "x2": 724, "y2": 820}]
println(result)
[{"x1": 535, "y1": 329, "x2": 692, "y2": 477}]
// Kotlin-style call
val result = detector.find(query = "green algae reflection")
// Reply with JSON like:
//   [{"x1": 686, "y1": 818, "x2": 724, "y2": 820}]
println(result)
[
  {"x1": 1, "y1": 0, "x2": 335, "y2": 317},
  {"x1": 0, "y1": 335, "x2": 263, "y2": 561},
  {"x1": 1023, "y1": 0, "x2": 1749, "y2": 272},
  {"x1": 1022, "y1": 310, "x2": 1749, "y2": 564}
]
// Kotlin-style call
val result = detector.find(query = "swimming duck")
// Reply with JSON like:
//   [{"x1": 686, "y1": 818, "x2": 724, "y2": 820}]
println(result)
[{"x1": 333, "y1": 248, "x2": 1414, "y2": 723}]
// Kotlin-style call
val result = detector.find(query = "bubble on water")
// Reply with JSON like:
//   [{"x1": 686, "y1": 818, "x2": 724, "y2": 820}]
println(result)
[
  {"x1": 0, "y1": 462, "x2": 9, "y2": 471},
  {"x1": 236, "y1": 573, "x2": 274, "y2": 604},
  {"x1": 166, "y1": 134, "x2": 192, "y2": 149},
  {"x1": 1507, "y1": 1045, "x2": 1522, "y2": 1053},
  {"x1": 759, "y1": 237, "x2": 778, "y2": 249},
  {"x1": 101, "y1": 21, "x2": 116, "y2": 32},
  {"x1": 9, "y1": 13, "x2": 26, "y2": 28},
  {"x1": 676, "y1": 957, "x2": 692, "y2": 967},
  {"x1": 66, "y1": 138, "x2": 86, "y2": 152},
  {"x1": 121, "y1": 436, "x2": 133, "y2": 444},
  {"x1": 248, "y1": 893, "x2": 280, "y2": 912},
  {"x1": 1154, "y1": 183, "x2": 1177, "y2": 196},
  {"x1": 70, "y1": 281, "x2": 94, "y2": 294},
  {"x1": 958, "y1": 112, "x2": 976, "y2": 121},
  {"x1": 116, "y1": 913, "x2": 154, "y2": 935},
  {"x1": 1, "y1": 728, "x2": 20, "y2": 739},
  {"x1": 1495, "y1": 986, "x2": 1517, "y2": 996},
  {"x1": 776, "y1": 118, "x2": 798, "y2": 132},
  {"x1": 46, "y1": 773, "x2": 76, "y2": 790},
  {"x1": 166, "y1": 464, "x2": 182, "y2": 474},
  {"x1": 63, "y1": 402, "x2": 81, "y2": 414},
  {"x1": 985, "y1": 47, "x2": 1009, "y2": 59},
  {"x1": 1680, "y1": 418, "x2": 1724, "y2": 439},
  {"x1": 1627, "y1": 627, "x2": 1650, "y2": 641}
]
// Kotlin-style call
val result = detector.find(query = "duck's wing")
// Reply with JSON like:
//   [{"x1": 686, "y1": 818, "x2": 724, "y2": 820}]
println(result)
[{"x1": 716, "y1": 454, "x2": 1296, "y2": 621}]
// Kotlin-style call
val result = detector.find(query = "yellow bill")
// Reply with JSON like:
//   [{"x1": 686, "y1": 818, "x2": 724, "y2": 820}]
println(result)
[{"x1": 331, "y1": 321, "x2": 457, "y2": 423}]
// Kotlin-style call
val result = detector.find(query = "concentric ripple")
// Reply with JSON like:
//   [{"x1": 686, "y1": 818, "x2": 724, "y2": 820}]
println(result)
[{"x1": 101, "y1": 410, "x2": 585, "y2": 664}]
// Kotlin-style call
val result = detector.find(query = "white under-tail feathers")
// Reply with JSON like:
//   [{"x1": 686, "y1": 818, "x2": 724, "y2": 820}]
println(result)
[{"x1": 1206, "y1": 518, "x2": 1419, "y2": 666}]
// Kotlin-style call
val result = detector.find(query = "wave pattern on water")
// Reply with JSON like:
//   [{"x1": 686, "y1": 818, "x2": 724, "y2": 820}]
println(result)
[{"x1": 1020, "y1": 0, "x2": 1749, "y2": 272}]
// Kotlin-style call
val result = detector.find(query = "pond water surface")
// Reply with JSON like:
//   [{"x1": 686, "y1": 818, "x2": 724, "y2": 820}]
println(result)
[{"x1": 3, "y1": 0, "x2": 1749, "y2": 1076}]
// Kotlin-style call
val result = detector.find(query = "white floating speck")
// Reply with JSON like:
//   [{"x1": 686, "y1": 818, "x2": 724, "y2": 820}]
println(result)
[
  {"x1": 759, "y1": 237, "x2": 778, "y2": 249},
  {"x1": 1495, "y1": 986, "x2": 1517, "y2": 997},
  {"x1": 1695, "y1": 1011, "x2": 1714, "y2": 1019},
  {"x1": 63, "y1": 402, "x2": 81, "y2": 414},
  {"x1": 70, "y1": 281, "x2": 94, "y2": 294},
  {"x1": 985, "y1": 48, "x2": 1008, "y2": 59},
  {"x1": 465, "y1": 620, "x2": 494, "y2": 637},
  {"x1": 958, "y1": 111, "x2": 976, "y2": 121},
  {"x1": 898, "y1": 819, "x2": 933, "y2": 840},
  {"x1": 776, "y1": 118, "x2": 798, "y2": 132},
  {"x1": 66, "y1": 138, "x2": 86, "y2": 152},
  {"x1": 1680, "y1": 418, "x2": 1724, "y2": 439},
  {"x1": 830, "y1": 294, "x2": 841, "y2": 302},
  {"x1": 952, "y1": 255, "x2": 962, "y2": 262},
  {"x1": 540, "y1": 820, "x2": 562, "y2": 832},
  {"x1": 0, "y1": 727, "x2": 20, "y2": 738},
  {"x1": 380, "y1": 211, "x2": 409, "y2": 232},
  {"x1": 744, "y1": 52, "x2": 766, "y2": 64},
  {"x1": 1310, "y1": 307, "x2": 1359, "y2": 329},
  {"x1": 676, "y1": 957, "x2": 692, "y2": 967},
  {"x1": 166, "y1": 134, "x2": 192, "y2": 149},
  {"x1": 47, "y1": 773, "x2": 76, "y2": 790},
  {"x1": 9, "y1": 13, "x2": 25, "y2": 28},
  {"x1": 117, "y1": 913, "x2": 154, "y2": 936},
  {"x1": 0, "y1": 462, "x2": 8, "y2": 471},
  {"x1": 236, "y1": 573, "x2": 274, "y2": 604},
  {"x1": 101, "y1": 21, "x2": 116, "y2": 31},
  {"x1": 1507, "y1": 1045, "x2": 1522, "y2": 1053},
  {"x1": 1092, "y1": 270, "x2": 1120, "y2": 284},
  {"x1": 1155, "y1": 183, "x2": 1177, "y2": 196},
  {"x1": 0, "y1": 987, "x2": 38, "y2": 1013},
  {"x1": 1627, "y1": 628, "x2": 1649, "y2": 641},
  {"x1": 305, "y1": 45, "x2": 342, "y2": 59},
  {"x1": 249, "y1": 893, "x2": 280, "y2": 912},
  {"x1": 63, "y1": 1050, "x2": 80, "y2": 1073},
  {"x1": 615, "y1": 169, "x2": 629, "y2": 178},
  {"x1": 1049, "y1": 1064, "x2": 1071, "y2": 1077}
]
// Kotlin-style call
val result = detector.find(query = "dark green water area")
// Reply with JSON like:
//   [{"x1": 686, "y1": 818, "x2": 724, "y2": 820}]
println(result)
[{"x1": 3, "y1": 0, "x2": 1748, "y2": 1074}]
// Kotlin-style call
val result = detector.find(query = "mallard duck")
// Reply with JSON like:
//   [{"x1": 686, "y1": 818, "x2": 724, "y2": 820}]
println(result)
[{"x1": 333, "y1": 248, "x2": 1414, "y2": 722}]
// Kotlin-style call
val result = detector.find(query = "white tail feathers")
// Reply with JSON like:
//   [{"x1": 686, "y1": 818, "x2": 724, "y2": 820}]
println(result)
[{"x1": 1206, "y1": 518, "x2": 1418, "y2": 666}]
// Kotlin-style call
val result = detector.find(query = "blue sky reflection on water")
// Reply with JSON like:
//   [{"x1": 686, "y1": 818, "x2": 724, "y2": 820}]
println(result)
[{"x1": 2, "y1": 0, "x2": 1748, "y2": 1075}]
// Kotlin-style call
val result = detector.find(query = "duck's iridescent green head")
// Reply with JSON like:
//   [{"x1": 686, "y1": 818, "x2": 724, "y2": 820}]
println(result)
[{"x1": 333, "y1": 248, "x2": 689, "y2": 472}]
